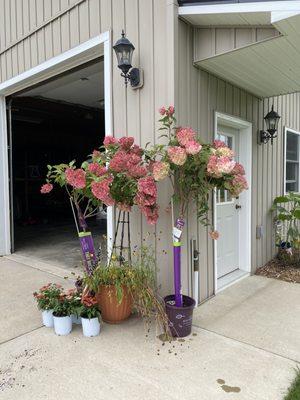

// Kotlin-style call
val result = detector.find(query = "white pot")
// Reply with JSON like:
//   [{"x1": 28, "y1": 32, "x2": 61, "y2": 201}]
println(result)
[
  {"x1": 71, "y1": 314, "x2": 82, "y2": 325},
  {"x1": 53, "y1": 315, "x2": 72, "y2": 336},
  {"x1": 81, "y1": 317, "x2": 100, "y2": 337},
  {"x1": 42, "y1": 310, "x2": 54, "y2": 327}
]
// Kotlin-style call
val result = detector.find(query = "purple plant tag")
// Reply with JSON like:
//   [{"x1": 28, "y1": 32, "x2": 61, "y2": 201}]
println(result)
[
  {"x1": 175, "y1": 218, "x2": 185, "y2": 230},
  {"x1": 79, "y1": 231, "x2": 97, "y2": 275}
]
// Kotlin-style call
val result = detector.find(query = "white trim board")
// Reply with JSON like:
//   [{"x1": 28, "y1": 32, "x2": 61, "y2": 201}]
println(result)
[
  {"x1": 213, "y1": 112, "x2": 252, "y2": 294},
  {"x1": 0, "y1": 32, "x2": 114, "y2": 256},
  {"x1": 179, "y1": 1, "x2": 300, "y2": 16}
]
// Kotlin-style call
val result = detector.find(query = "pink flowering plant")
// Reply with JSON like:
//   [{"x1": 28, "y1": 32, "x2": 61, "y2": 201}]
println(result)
[
  {"x1": 148, "y1": 106, "x2": 248, "y2": 226},
  {"x1": 41, "y1": 136, "x2": 160, "y2": 225}
]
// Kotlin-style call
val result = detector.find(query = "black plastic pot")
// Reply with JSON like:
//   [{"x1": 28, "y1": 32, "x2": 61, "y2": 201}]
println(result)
[{"x1": 164, "y1": 295, "x2": 196, "y2": 338}]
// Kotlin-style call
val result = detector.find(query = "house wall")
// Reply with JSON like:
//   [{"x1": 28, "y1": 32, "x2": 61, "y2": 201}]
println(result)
[
  {"x1": 177, "y1": 18, "x2": 300, "y2": 302},
  {"x1": 0, "y1": 0, "x2": 180, "y2": 296},
  {"x1": 1, "y1": 1, "x2": 300, "y2": 301}
]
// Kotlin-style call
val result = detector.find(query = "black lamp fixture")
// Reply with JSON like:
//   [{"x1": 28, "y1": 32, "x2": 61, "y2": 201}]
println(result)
[
  {"x1": 113, "y1": 30, "x2": 143, "y2": 89},
  {"x1": 259, "y1": 105, "x2": 281, "y2": 145}
]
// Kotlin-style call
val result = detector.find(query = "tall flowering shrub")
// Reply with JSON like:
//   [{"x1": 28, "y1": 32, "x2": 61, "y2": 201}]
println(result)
[{"x1": 147, "y1": 106, "x2": 249, "y2": 308}]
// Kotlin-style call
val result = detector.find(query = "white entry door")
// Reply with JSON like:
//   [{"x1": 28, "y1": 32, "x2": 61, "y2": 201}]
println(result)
[{"x1": 216, "y1": 125, "x2": 240, "y2": 279}]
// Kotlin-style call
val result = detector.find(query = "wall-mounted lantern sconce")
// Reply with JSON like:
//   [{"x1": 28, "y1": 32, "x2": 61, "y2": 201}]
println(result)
[
  {"x1": 113, "y1": 30, "x2": 143, "y2": 89},
  {"x1": 259, "y1": 105, "x2": 281, "y2": 145}
]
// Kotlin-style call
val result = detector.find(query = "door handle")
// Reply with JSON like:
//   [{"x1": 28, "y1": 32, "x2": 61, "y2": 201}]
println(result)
[{"x1": 235, "y1": 204, "x2": 242, "y2": 210}]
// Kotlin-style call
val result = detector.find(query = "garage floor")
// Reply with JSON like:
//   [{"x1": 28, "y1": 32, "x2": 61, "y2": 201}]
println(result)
[
  {"x1": 13, "y1": 219, "x2": 106, "y2": 270},
  {"x1": 0, "y1": 258, "x2": 298, "y2": 400}
]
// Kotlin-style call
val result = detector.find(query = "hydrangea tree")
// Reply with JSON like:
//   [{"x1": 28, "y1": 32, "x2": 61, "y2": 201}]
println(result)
[{"x1": 147, "y1": 106, "x2": 248, "y2": 306}]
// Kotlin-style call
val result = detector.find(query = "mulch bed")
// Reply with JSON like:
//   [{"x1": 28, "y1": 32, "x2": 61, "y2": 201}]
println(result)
[{"x1": 256, "y1": 258, "x2": 300, "y2": 284}]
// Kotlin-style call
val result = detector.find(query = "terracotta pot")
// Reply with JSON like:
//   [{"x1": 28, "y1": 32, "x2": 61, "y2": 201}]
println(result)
[{"x1": 96, "y1": 285, "x2": 133, "y2": 324}]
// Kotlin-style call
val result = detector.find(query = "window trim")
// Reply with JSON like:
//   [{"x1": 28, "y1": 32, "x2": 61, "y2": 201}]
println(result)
[{"x1": 283, "y1": 126, "x2": 300, "y2": 194}]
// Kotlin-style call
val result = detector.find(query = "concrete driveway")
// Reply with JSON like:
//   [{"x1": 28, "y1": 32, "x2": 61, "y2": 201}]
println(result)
[{"x1": 0, "y1": 257, "x2": 299, "y2": 400}]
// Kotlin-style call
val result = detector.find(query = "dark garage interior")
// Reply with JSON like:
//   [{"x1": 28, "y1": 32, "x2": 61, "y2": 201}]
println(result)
[{"x1": 8, "y1": 59, "x2": 107, "y2": 269}]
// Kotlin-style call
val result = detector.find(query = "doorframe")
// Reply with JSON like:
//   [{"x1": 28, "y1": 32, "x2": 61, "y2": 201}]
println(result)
[
  {"x1": 213, "y1": 111, "x2": 252, "y2": 293},
  {"x1": 0, "y1": 31, "x2": 113, "y2": 256}
]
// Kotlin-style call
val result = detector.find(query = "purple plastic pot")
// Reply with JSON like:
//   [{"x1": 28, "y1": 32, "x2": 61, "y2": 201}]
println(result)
[{"x1": 164, "y1": 294, "x2": 196, "y2": 338}]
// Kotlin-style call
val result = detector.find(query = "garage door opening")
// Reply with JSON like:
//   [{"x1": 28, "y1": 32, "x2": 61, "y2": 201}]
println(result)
[{"x1": 8, "y1": 59, "x2": 107, "y2": 270}]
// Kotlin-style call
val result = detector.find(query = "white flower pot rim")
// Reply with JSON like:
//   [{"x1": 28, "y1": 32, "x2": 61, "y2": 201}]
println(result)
[{"x1": 53, "y1": 313, "x2": 71, "y2": 317}]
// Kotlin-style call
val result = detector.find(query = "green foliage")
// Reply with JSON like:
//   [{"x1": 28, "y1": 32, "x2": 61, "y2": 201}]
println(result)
[
  {"x1": 110, "y1": 173, "x2": 137, "y2": 206},
  {"x1": 80, "y1": 304, "x2": 100, "y2": 320},
  {"x1": 52, "y1": 298, "x2": 73, "y2": 317},
  {"x1": 271, "y1": 192, "x2": 300, "y2": 247},
  {"x1": 67, "y1": 290, "x2": 82, "y2": 318},
  {"x1": 284, "y1": 368, "x2": 300, "y2": 400},
  {"x1": 33, "y1": 283, "x2": 62, "y2": 311}
]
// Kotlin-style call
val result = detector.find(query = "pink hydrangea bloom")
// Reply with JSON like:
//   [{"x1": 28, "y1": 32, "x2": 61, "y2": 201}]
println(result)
[
  {"x1": 167, "y1": 146, "x2": 187, "y2": 166},
  {"x1": 127, "y1": 164, "x2": 148, "y2": 178},
  {"x1": 227, "y1": 175, "x2": 248, "y2": 197},
  {"x1": 109, "y1": 150, "x2": 143, "y2": 174},
  {"x1": 91, "y1": 177, "x2": 114, "y2": 206},
  {"x1": 232, "y1": 162, "x2": 245, "y2": 176},
  {"x1": 142, "y1": 205, "x2": 159, "y2": 225},
  {"x1": 88, "y1": 163, "x2": 107, "y2": 176},
  {"x1": 135, "y1": 192, "x2": 156, "y2": 207},
  {"x1": 185, "y1": 141, "x2": 202, "y2": 155},
  {"x1": 213, "y1": 139, "x2": 227, "y2": 148},
  {"x1": 168, "y1": 105, "x2": 175, "y2": 116},
  {"x1": 176, "y1": 127, "x2": 196, "y2": 147},
  {"x1": 127, "y1": 153, "x2": 142, "y2": 166},
  {"x1": 103, "y1": 136, "x2": 117, "y2": 147},
  {"x1": 215, "y1": 146, "x2": 234, "y2": 158},
  {"x1": 207, "y1": 156, "x2": 235, "y2": 178},
  {"x1": 134, "y1": 176, "x2": 159, "y2": 224},
  {"x1": 131, "y1": 144, "x2": 143, "y2": 156},
  {"x1": 159, "y1": 106, "x2": 166, "y2": 116},
  {"x1": 65, "y1": 168, "x2": 86, "y2": 189},
  {"x1": 109, "y1": 150, "x2": 129, "y2": 172},
  {"x1": 209, "y1": 230, "x2": 220, "y2": 240},
  {"x1": 118, "y1": 136, "x2": 134, "y2": 149},
  {"x1": 152, "y1": 161, "x2": 170, "y2": 181},
  {"x1": 137, "y1": 176, "x2": 157, "y2": 197},
  {"x1": 92, "y1": 150, "x2": 101, "y2": 159},
  {"x1": 40, "y1": 183, "x2": 53, "y2": 194}
]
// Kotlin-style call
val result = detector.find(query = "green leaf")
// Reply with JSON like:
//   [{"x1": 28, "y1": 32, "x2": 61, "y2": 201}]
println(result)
[
  {"x1": 277, "y1": 214, "x2": 292, "y2": 221},
  {"x1": 273, "y1": 196, "x2": 290, "y2": 204},
  {"x1": 293, "y1": 209, "x2": 300, "y2": 219}
]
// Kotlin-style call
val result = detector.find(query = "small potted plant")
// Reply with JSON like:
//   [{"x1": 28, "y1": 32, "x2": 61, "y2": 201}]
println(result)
[
  {"x1": 66, "y1": 288, "x2": 82, "y2": 325},
  {"x1": 80, "y1": 293, "x2": 101, "y2": 337},
  {"x1": 33, "y1": 283, "x2": 62, "y2": 327},
  {"x1": 85, "y1": 261, "x2": 134, "y2": 324},
  {"x1": 52, "y1": 292, "x2": 73, "y2": 335}
]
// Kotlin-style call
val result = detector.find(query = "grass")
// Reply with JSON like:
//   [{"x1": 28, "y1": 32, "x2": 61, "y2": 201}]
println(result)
[{"x1": 285, "y1": 369, "x2": 300, "y2": 400}]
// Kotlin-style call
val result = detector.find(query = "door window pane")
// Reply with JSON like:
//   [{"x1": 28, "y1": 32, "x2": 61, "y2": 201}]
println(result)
[{"x1": 216, "y1": 132, "x2": 234, "y2": 204}]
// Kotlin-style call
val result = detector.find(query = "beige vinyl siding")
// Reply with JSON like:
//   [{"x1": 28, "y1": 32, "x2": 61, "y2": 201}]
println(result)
[
  {"x1": 178, "y1": 19, "x2": 300, "y2": 302},
  {"x1": 0, "y1": 0, "x2": 178, "y2": 296},
  {"x1": 193, "y1": 27, "x2": 279, "y2": 62}
]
